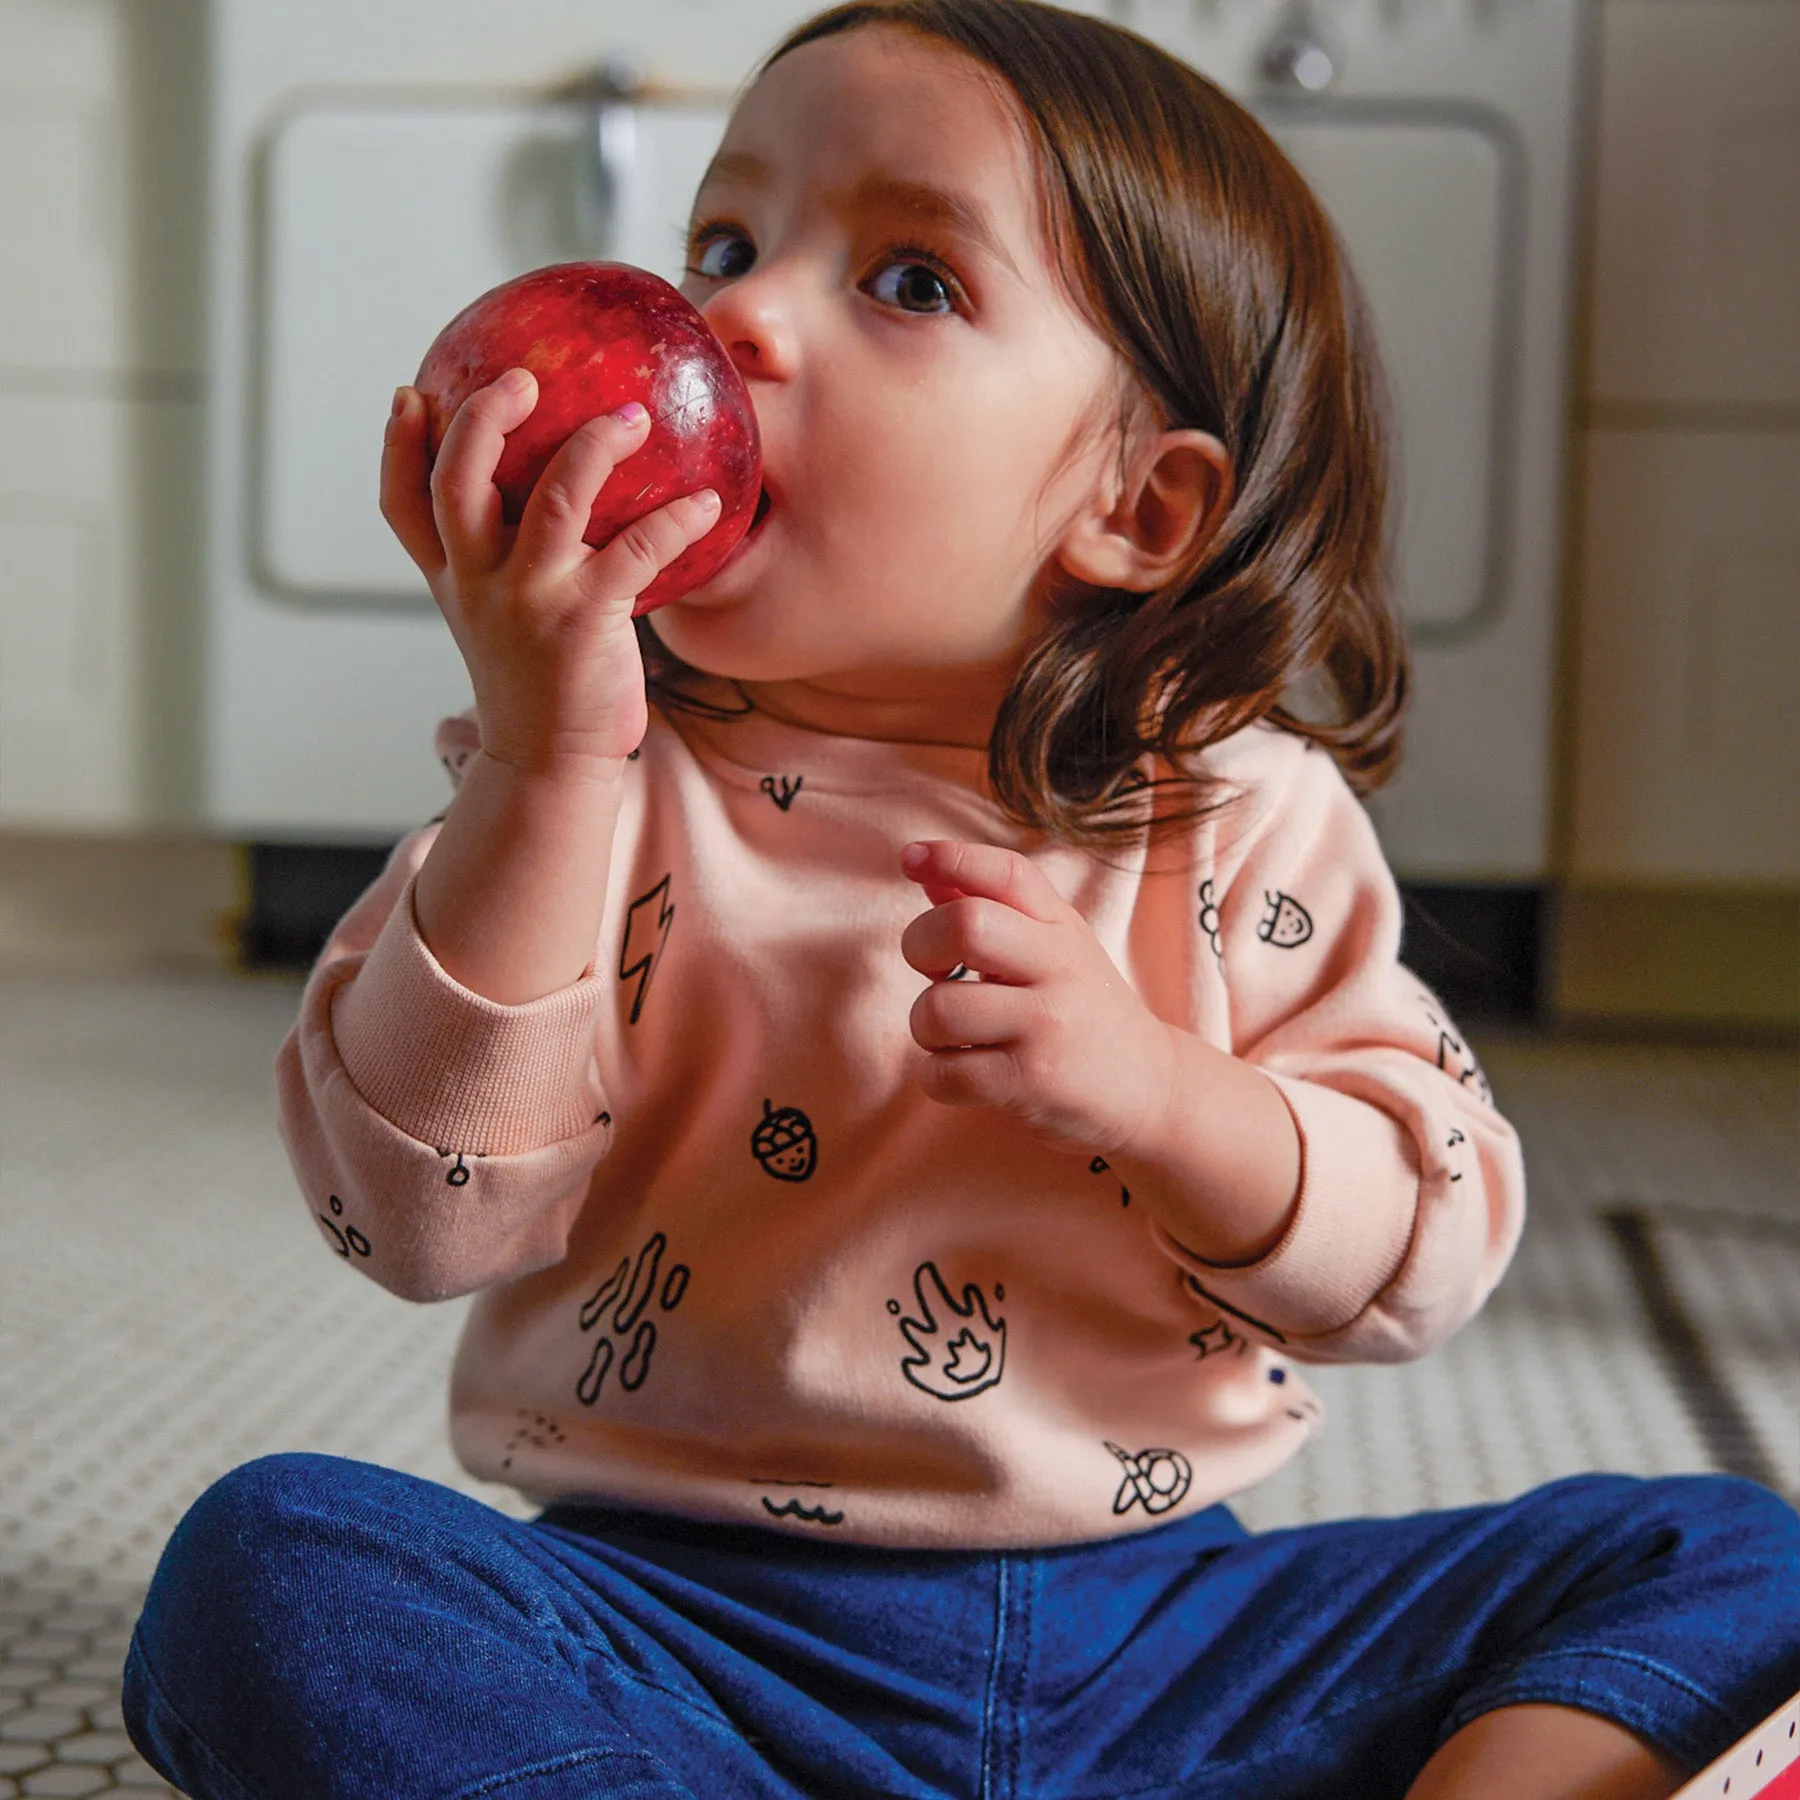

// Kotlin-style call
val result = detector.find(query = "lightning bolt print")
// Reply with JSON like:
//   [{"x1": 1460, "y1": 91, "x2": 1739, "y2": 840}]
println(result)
[{"x1": 619, "y1": 874, "x2": 675, "y2": 1025}]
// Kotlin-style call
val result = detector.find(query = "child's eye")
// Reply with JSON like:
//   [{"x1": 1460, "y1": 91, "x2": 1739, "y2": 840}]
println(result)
[
  {"x1": 687, "y1": 227, "x2": 755, "y2": 281},
  {"x1": 868, "y1": 255, "x2": 959, "y2": 316}
]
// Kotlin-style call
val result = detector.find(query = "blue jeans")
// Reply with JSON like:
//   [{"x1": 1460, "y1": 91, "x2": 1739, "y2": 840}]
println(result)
[{"x1": 124, "y1": 1454, "x2": 1799, "y2": 1799}]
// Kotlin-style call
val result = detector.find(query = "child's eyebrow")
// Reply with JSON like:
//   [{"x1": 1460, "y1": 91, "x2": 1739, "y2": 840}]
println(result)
[{"x1": 694, "y1": 151, "x2": 1019, "y2": 278}]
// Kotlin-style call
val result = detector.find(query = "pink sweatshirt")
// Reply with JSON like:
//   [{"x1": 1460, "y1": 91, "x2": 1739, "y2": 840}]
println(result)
[{"x1": 277, "y1": 705, "x2": 1523, "y2": 1547}]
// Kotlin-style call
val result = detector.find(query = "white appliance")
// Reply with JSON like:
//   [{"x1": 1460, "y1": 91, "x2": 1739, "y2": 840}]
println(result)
[{"x1": 202, "y1": 0, "x2": 1586, "y2": 877}]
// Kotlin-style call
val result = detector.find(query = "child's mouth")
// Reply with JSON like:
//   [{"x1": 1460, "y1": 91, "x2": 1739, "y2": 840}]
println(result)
[{"x1": 750, "y1": 487, "x2": 772, "y2": 531}]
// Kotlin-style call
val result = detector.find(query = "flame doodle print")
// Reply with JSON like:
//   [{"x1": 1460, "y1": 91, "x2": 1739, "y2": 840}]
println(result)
[
  {"x1": 1106, "y1": 1442, "x2": 1193, "y2": 1516},
  {"x1": 1257, "y1": 890, "x2": 1314, "y2": 948},
  {"x1": 619, "y1": 874, "x2": 675, "y2": 1025},
  {"x1": 1198, "y1": 878, "x2": 1224, "y2": 969},
  {"x1": 887, "y1": 1261, "x2": 1007, "y2": 1401},
  {"x1": 751, "y1": 1100, "x2": 817, "y2": 1182},
  {"x1": 315, "y1": 1193, "x2": 371, "y2": 1260},
  {"x1": 575, "y1": 1231, "x2": 691, "y2": 1405},
  {"x1": 759, "y1": 774, "x2": 804, "y2": 811}
]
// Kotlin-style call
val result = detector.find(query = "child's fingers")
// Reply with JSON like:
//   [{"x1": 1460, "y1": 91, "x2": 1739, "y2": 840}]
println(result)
[
  {"x1": 900, "y1": 897, "x2": 1046, "y2": 986},
  {"x1": 378, "y1": 387, "x2": 447, "y2": 578},
  {"x1": 571, "y1": 487, "x2": 724, "y2": 611},
  {"x1": 914, "y1": 1045, "x2": 1021, "y2": 1113},
  {"x1": 909, "y1": 977, "x2": 1028, "y2": 1054},
  {"x1": 900, "y1": 841, "x2": 1071, "y2": 925},
  {"x1": 429, "y1": 368, "x2": 539, "y2": 571},
  {"x1": 510, "y1": 404, "x2": 656, "y2": 575}
]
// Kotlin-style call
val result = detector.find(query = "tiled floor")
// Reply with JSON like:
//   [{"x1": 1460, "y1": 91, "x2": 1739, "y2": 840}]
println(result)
[{"x1": 1, "y1": 972, "x2": 1795, "y2": 1796}]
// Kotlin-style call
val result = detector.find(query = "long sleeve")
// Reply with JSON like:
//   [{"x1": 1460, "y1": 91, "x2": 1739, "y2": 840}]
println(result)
[
  {"x1": 1152, "y1": 734, "x2": 1525, "y2": 1364},
  {"x1": 274, "y1": 819, "x2": 615, "y2": 1303}
]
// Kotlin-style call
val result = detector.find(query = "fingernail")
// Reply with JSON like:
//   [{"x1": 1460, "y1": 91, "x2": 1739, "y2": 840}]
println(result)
[
  {"x1": 390, "y1": 386, "x2": 408, "y2": 418},
  {"x1": 614, "y1": 401, "x2": 649, "y2": 426},
  {"x1": 695, "y1": 487, "x2": 721, "y2": 512},
  {"x1": 500, "y1": 367, "x2": 535, "y2": 393},
  {"x1": 901, "y1": 843, "x2": 929, "y2": 871}
]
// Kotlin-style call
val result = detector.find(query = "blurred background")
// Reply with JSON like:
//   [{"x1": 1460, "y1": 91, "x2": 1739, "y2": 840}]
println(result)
[{"x1": 0, "y1": 1, "x2": 1794, "y2": 1794}]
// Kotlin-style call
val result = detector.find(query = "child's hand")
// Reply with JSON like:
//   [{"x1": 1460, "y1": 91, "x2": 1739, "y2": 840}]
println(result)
[
  {"x1": 381, "y1": 371, "x2": 723, "y2": 774},
  {"x1": 900, "y1": 840, "x2": 1178, "y2": 1155}
]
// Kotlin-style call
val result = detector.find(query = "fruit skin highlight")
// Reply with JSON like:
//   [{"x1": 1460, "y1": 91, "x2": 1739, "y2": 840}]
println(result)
[{"x1": 414, "y1": 261, "x2": 762, "y2": 614}]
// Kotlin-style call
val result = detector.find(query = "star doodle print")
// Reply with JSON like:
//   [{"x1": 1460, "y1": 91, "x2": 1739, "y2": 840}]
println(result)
[
  {"x1": 500, "y1": 1409, "x2": 566, "y2": 1473},
  {"x1": 1105, "y1": 1441, "x2": 1193, "y2": 1516},
  {"x1": 619, "y1": 874, "x2": 674, "y2": 1025},
  {"x1": 316, "y1": 1193, "x2": 371, "y2": 1260},
  {"x1": 1188, "y1": 1316, "x2": 1247, "y2": 1360},
  {"x1": 887, "y1": 1261, "x2": 1007, "y2": 1401},
  {"x1": 759, "y1": 774, "x2": 804, "y2": 811},
  {"x1": 751, "y1": 1099, "x2": 817, "y2": 1182},
  {"x1": 1197, "y1": 878, "x2": 1224, "y2": 969},
  {"x1": 1257, "y1": 890, "x2": 1314, "y2": 948},
  {"x1": 575, "y1": 1231, "x2": 692, "y2": 1405}
]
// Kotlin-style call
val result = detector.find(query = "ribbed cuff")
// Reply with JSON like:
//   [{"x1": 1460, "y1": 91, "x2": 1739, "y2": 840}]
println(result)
[
  {"x1": 1154, "y1": 1074, "x2": 1418, "y2": 1340},
  {"x1": 332, "y1": 878, "x2": 607, "y2": 1157}
]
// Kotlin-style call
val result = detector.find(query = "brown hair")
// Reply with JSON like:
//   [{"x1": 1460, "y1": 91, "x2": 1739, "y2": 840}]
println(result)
[{"x1": 640, "y1": 0, "x2": 1408, "y2": 842}]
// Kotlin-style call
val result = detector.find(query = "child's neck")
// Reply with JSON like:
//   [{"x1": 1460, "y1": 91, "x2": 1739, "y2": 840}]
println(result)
[{"x1": 693, "y1": 665, "x2": 1013, "y2": 752}]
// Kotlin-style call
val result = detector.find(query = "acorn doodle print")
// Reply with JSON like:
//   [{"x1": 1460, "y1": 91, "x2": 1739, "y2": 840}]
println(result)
[
  {"x1": 1257, "y1": 890, "x2": 1314, "y2": 948},
  {"x1": 752, "y1": 1099, "x2": 817, "y2": 1182}
]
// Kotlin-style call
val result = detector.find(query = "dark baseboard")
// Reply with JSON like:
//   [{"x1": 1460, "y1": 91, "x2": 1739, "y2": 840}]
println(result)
[
  {"x1": 1396, "y1": 883, "x2": 1545, "y2": 1024},
  {"x1": 238, "y1": 842, "x2": 396, "y2": 970},
  {"x1": 241, "y1": 843, "x2": 1549, "y2": 1026}
]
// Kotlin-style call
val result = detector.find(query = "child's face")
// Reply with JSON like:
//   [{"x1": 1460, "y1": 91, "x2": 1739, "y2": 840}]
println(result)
[{"x1": 650, "y1": 26, "x2": 1125, "y2": 729}]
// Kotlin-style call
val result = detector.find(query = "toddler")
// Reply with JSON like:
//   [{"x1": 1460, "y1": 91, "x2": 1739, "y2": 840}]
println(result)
[{"x1": 125, "y1": 3, "x2": 1798, "y2": 1796}]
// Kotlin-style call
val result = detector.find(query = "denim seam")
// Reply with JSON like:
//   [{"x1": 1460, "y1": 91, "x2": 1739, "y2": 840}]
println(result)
[
  {"x1": 1442, "y1": 1644, "x2": 1744, "y2": 1752},
  {"x1": 125, "y1": 1632, "x2": 269, "y2": 1800},
  {"x1": 979, "y1": 1555, "x2": 1011, "y2": 1800},
  {"x1": 455, "y1": 1746, "x2": 684, "y2": 1799}
]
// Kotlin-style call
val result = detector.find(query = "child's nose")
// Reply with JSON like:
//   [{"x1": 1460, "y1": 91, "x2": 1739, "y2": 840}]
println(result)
[{"x1": 702, "y1": 279, "x2": 798, "y2": 383}]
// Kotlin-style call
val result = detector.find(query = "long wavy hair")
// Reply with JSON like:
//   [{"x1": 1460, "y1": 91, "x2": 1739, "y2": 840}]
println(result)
[{"x1": 639, "y1": 0, "x2": 1409, "y2": 843}]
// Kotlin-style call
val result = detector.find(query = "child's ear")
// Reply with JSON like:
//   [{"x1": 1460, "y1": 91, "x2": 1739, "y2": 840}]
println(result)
[{"x1": 1053, "y1": 428, "x2": 1233, "y2": 593}]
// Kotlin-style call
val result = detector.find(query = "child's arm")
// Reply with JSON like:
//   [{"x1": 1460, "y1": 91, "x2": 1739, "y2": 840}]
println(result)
[
  {"x1": 901, "y1": 740, "x2": 1524, "y2": 1363},
  {"x1": 272, "y1": 374, "x2": 721, "y2": 1301}
]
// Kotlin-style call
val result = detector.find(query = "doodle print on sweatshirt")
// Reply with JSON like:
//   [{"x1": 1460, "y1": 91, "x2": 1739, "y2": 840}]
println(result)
[
  {"x1": 1105, "y1": 1442, "x2": 1193, "y2": 1516},
  {"x1": 1088, "y1": 1154, "x2": 1131, "y2": 1207},
  {"x1": 1188, "y1": 1316, "x2": 1247, "y2": 1361},
  {"x1": 500, "y1": 1409, "x2": 566, "y2": 1473},
  {"x1": 619, "y1": 874, "x2": 675, "y2": 1025},
  {"x1": 888, "y1": 1261, "x2": 1007, "y2": 1401},
  {"x1": 752, "y1": 1099, "x2": 817, "y2": 1182},
  {"x1": 1197, "y1": 879, "x2": 1224, "y2": 969},
  {"x1": 1257, "y1": 890, "x2": 1314, "y2": 948},
  {"x1": 435, "y1": 1148, "x2": 486, "y2": 1188},
  {"x1": 759, "y1": 774, "x2": 804, "y2": 811},
  {"x1": 574, "y1": 1231, "x2": 692, "y2": 1405},
  {"x1": 1421, "y1": 994, "x2": 1493, "y2": 1104},
  {"x1": 749, "y1": 1479, "x2": 845, "y2": 1527},
  {"x1": 316, "y1": 1193, "x2": 371, "y2": 1261}
]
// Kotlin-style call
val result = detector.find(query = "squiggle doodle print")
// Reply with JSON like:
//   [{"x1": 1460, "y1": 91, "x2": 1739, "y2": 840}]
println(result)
[
  {"x1": 1089, "y1": 1155, "x2": 1131, "y2": 1207},
  {"x1": 888, "y1": 1262, "x2": 1007, "y2": 1401},
  {"x1": 575, "y1": 1231, "x2": 691, "y2": 1404},
  {"x1": 619, "y1": 875, "x2": 675, "y2": 1025},
  {"x1": 1421, "y1": 995, "x2": 1492, "y2": 1104},
  {"x1": 1106, "y1": 1442, "x2": 1192, "y2": 1515},
  {"x1": 316, "y1": 1194, "x2": 370, "y2": 1260},
  {"x1": 759, "y1": 774, "x2": 804, "y2": 811}
]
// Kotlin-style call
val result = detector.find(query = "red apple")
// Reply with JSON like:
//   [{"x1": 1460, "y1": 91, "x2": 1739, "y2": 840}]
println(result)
[{"x1": 414, "y1": 261, "x2": 763, "y2": 613}]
